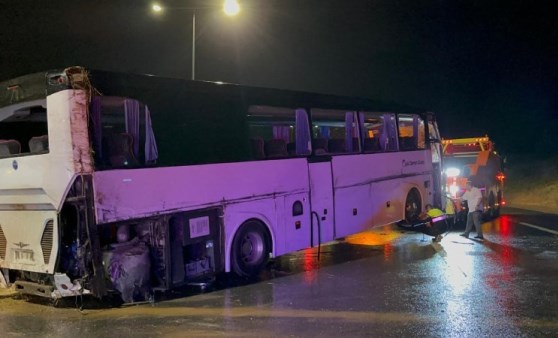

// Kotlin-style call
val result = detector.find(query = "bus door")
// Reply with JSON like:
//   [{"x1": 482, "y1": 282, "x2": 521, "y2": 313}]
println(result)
[
  {"x1": 308, "y1": 158, "x2": 335, "y2": 246},
  {"x1": 427, "y1": 114, "x2": 443, "y2": 208}
]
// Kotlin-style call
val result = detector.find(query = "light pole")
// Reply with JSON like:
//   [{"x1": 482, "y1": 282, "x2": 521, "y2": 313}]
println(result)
[
  {"x1": 192, "y1": 10, "x2": 196, "y2": 80},
  {"x1": 152, "y1": 1, "x2": 240, "y2": 81}
]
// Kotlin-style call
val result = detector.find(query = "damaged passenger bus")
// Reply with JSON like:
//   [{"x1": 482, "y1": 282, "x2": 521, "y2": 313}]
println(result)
[{"x1": 0, "y1": 67, "x2": 443, "y2": 303}]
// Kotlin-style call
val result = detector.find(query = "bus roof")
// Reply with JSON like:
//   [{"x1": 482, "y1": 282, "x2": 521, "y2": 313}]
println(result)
[{"x1": 0, "y1": 67, "x2": 429, "y2": 115}]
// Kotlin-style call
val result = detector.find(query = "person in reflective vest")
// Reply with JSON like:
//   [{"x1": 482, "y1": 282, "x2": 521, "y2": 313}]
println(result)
[{"x1": 416, "y1": 204, "x2": 448, "y2": 242}]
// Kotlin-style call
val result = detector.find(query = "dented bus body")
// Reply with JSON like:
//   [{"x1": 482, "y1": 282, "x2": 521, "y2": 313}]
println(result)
[{"x1": 0, "y1": 67, "x2": 442, "y2": 303}]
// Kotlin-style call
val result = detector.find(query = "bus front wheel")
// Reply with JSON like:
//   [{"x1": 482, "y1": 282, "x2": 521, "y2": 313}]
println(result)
[
  {"x1": 231, "y1": 220, "x2": 271, "y2": 278},
  {"x1": 404, "y1": 188, "x2": 422, "y2": 224}
]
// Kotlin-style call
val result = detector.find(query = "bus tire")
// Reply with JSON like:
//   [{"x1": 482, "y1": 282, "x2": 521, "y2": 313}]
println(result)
[
  {"x1": 404, "y1": 188, "x2": 422, "y2": 224},
  {"x1": 231, "y1": 220, "x2": 271, "y2": 278}
]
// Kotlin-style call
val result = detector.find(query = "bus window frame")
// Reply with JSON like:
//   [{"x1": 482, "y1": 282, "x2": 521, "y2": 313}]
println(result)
[
  {"x1": 309, "y1": 108, "x2": 360, "y2": 156},
  {"x1": 0, "y1": 99, "x2": 49, "y2": 158},
  {"x1": 396, "y1": 113, "x2": 427, "y2": 152},
  {"x1": 246, "y1": 105, "x2": 311, "y2": 159}
]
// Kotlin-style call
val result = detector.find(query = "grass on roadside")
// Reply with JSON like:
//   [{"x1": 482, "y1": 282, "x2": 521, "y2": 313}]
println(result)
[{"x1": 505, "y1": 155, "x2": 558, "y2": 211}]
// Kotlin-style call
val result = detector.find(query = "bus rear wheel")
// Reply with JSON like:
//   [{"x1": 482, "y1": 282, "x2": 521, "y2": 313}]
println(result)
[{"x1": 231, "y1": 220, "x2": 271, "y2": 278}]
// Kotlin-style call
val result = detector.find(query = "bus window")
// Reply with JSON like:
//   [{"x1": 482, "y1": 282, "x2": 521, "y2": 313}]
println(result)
[
  {"x1": 247, "y1": 106, "x2": 310, "y2": 159},
  {"x1": 310, "y1": 109, "x2": 359, "y2": 155},
  {"x1": 428, "y1": 120, "x2": 441, "y2": 163},
  {"x1": 397, "y1": 114, "x2": 425, "y2": 151},
  {"x1": 359, "y1": 112, "x2": 400, "y2": 152},
  {"x1": 359, "y1": 111, "x2": 385, "y2": 153},
  {"x1": 91, "y1": 96, "x2": 158, "y2": 169},
  {"x1": 417, "y1": 117, "x2": 426, "y2": 149},
  {"x1": 0, "y1": 100, "x2": 48, "y2": 157}
]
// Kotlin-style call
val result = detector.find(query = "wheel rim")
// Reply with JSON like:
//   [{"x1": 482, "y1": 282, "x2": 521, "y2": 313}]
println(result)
[
  {"x1": 239, "y1": 231, "x2": 265, "y2": 266},
  {"x1": 405, "y1": 190, "x2": 421, "y2": 222},
  {"x1": 405, "y1": 201, "x2": 419, "y2": 220}
]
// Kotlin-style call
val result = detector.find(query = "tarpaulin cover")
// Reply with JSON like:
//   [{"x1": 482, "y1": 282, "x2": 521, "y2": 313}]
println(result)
[{"x1": 103, "y1": 238, "x2": 151, "y2": 303}]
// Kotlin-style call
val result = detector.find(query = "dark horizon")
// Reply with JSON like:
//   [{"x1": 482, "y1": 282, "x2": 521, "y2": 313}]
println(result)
[{"x1": 1, "y1": 0, "x2": 557, "y2": 157}]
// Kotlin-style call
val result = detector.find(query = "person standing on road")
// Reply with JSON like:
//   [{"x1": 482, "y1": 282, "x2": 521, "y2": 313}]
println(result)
[
  {"x1": 460, "y1": 180, "x2": 484, "y2": 239},
  {"x1": 445, "y1": 193, "x2": 456, "y2": 228}
]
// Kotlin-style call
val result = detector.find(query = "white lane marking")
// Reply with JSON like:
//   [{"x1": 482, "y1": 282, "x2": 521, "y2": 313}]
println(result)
[{"x1": 519, "y1": 222, "x2": 558, "y2": 235}]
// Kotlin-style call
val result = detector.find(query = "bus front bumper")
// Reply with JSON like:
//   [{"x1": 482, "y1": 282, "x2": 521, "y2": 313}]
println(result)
[{"x1": 14, "y1": 273, "x2": 90, "y2": 299}]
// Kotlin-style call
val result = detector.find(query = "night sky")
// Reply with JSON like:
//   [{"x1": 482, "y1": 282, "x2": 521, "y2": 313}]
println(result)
[{"x1": 1, "y1": 0, "x2": 557, "y2": 157}]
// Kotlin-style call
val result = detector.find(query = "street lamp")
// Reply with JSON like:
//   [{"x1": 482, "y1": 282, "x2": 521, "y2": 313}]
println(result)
[
  {"x1": 223, "y1": 0, "x2": 241, "y2": 16},
  {"x1": 152, "y1": 1, "x2": 240, "y2": 80}
]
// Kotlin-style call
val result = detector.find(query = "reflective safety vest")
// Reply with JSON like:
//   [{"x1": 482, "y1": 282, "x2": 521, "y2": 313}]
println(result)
[
  {"x1": 427, "y1": 208, "x2": 444, "y2": 218},
  {"x1": 445, "y1": 197, "x2": 455, "y2": 215}
]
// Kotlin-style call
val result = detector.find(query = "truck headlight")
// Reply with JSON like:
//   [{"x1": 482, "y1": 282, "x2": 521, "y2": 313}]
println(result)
[
  {"x1": 445, "y1": 167, "x2": 461, "y2": 177},
  {"x1": 449, "y1": 184, "x2": 460, "y2": 196}
]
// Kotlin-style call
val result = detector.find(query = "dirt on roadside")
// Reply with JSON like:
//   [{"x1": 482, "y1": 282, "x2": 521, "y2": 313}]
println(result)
[{"x1": 505, "y1": 155, "x2": 558, "y2": 214}]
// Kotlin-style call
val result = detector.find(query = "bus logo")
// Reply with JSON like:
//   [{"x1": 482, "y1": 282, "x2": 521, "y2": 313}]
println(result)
[
  {"x1": 12, "y1": 160, "x2": 18, "y2": 170},
  {"x1": 402, "y1": 159, "x2": 425, "y2": 167},
  {"x1": 14, "y1": 242, "x2": 29, "y2": 249}
]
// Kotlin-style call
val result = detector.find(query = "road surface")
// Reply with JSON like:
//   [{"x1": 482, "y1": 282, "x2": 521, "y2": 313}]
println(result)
[{"x1": 1, "y1": 207, "x2": 557, "y2": 337}]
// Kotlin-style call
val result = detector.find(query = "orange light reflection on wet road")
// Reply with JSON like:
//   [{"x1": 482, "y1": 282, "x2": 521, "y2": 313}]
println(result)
[
  {"x1": 344, "y1": 228, "x2": 402, "y2": 246},
  {"x1": 302, "y1": 248, "x2": 318, "y2": 284},
  {"x1": 344, "y1": 227, "x2": 401, "y2": 262}
]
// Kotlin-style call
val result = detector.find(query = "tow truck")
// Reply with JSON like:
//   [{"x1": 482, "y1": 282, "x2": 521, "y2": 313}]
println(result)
[{"x1": 442, "y1": 136, "x2": 505, "y2": 219}]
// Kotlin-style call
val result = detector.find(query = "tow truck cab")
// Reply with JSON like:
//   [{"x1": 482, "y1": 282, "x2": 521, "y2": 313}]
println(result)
[{"x1": 442, "y1": 136, "x2": 505, "y2": 218}]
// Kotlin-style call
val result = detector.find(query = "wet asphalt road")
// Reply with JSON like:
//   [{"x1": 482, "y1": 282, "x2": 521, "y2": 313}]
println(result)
[{"x1": 1, "y1": 207, "x2": 557, "y2": 337}]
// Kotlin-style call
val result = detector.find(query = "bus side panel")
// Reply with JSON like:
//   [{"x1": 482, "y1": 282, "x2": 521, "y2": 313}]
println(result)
[
  {"x1": 93, "y1": 159, "x2": 311, "y2": 274},
  {"x1": 220, "y1": 190, "x2": 312, "y2": 273},
  {"x1": 331, "y1": 153, "x2": 400, "y2": 235},
  {"x1": 333, "y1": 184, "x2": 374, "y2": 238},
  {"x1": 307, "y1": 161, "x2": 335, "y2": 244},
  {"x1": 331, "y1": 151, "x2": 434, "y2": 232},
  {"x1": 280, "y1": 192, "x2": 312, "y2": 254},
  {"x1": 93, "y1": 159, "x2": 309, "y2": 224},
  {"x1": 372, "y1": 179, "x2": 405, "y2": 226}
]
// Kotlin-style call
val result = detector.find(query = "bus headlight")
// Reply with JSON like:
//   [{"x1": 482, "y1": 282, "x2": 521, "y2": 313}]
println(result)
[{"x1": 445, "y1": 167, "x2": 461, "y2": 177}]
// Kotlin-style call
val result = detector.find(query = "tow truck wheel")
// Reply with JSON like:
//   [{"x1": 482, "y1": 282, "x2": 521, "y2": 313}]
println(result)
[
  {"x1": 488, "y1": 192, "x2": 497, "y2": 219},
  {"x1": 495, "y1": 191, "x2": 502, "y2": 217}
]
